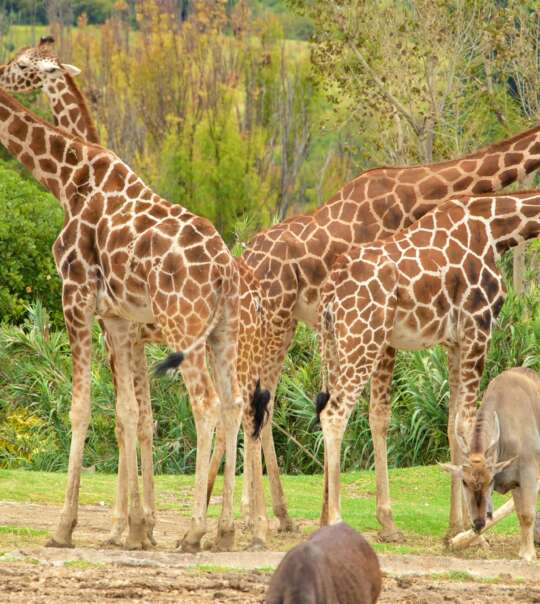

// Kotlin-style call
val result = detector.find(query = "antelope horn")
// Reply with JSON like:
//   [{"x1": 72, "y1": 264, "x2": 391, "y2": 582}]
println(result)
[
  {"x1": 486, "y1": 412, "x2": 500, "y2": 455},
  {"x1": 454, "y1": 419, "x2": 470, "y2": 457}
]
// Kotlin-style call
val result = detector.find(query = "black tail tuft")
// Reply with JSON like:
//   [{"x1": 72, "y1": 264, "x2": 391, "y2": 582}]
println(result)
[
  {"x1": 315, "y1": 391, "x2": 330, "y2": 423},
  {"x1": 155, "y1": 352, "x2": 184, "y2": 375},
  {"x1": 40, "y1": 35, "x2": 55, "y2": 45},
  {"x1": 251, "y1": 379, "x2": 271, "y2": 439}
]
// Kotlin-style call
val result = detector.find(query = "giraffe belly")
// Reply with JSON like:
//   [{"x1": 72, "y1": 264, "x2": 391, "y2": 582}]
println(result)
[
  {"x1": 294, "y1": 295, "x2": 319, "y2": 327},
  {"x1": 389, "y1": 318, "x2": 449, "y2": 351},
  {"x1": 96, "y1": 289, "x2": 154, "y2": 323}
]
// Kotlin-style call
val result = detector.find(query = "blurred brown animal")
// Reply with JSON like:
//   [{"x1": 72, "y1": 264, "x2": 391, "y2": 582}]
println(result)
[{"x1": 265, "y1": 523, "x2": 381, "y2": 604}]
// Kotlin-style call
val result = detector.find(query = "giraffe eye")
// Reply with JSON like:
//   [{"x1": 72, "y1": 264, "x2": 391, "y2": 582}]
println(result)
[{"x1": 17, "y1": 63, "x2": 28, "y2": 70}]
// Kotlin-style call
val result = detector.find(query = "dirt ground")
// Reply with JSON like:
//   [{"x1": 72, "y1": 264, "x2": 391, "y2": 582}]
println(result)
[{"x1": 2, "y1": 501, "x2": 540, "y2": 603}]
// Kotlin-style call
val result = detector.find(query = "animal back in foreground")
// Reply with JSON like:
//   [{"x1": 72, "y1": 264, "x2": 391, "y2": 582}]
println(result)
[{"x1": 265, "y1": 522, "x2": 381, "y2": 604}]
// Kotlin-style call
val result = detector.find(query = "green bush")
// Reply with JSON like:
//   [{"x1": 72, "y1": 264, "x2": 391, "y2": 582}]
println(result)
[
  {"x1": 0, "y1": 161, "x2": 63, "y2": 326},
  {"x1": 2, "y1": 285, "x2": 539, "y2": 474}
]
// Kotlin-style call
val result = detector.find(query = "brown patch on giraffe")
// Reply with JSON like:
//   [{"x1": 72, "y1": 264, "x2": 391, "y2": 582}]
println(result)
[
  {"x1": 494, "y1": 196, "x2": 515, "y2": 215},
  {"x1": 461, "y1": 160, "x2": 478, "y2": 173},
  {"x1": 367, "y1": 176, "x2": 395, "y2": 198},
  {"x1": 20, "y1": 152, "x2": 35, "y2": 171},
  {"x1": 418, "y1": 176, "x2": 448, "y2": 200},
  {"x1": 49, "y1": 134, "x2": 66, "y2": 162},
  {"x1": 416, "y1": 305, "x2": 434, "y2": 324},
  {"x1": 472, "y1": 180, "x2": 493, "y2": 194},
  {"x1": 445, "y1": 267, "x2": 467, "y2": 304},
  {"x1": 134, "y1": 214, "x2": 157, "y2": 232},
  {"x1": 454, "y1": 175, "x2": 474, "y2": 192},
  {"x1": 29, "y1": 126, "x2": 46, "y2": 155},
  {"x1": 8, "y1": 114, "x2": 28, "y2": 139},
  {"x1": 413, "y1": 274, "x2": 440, "y2": 305},
  {"x1": 92, "y1": 156, "x2": 110, "y2": 186},
  {"x1": 492, "y1": 215, "x2": 520, "y2": 240},
  {"x1": 464, "y1": 253, "x2": 482, "y2": 285},
  {"x1": 46, "y1": 177, "x2": 60, "y2": 198},
  {"x1": 478, "y1": 156, "x2": 499, "y2": 177},
  {"x1": 127, "y1": 181, "x2": 143, "y2": 197},
  {"x1": 397, "y1": 167, "x2": 427, "y2": 184},
  {"x1": 395, "y1": 184, "x2": 417, "y2": 213},
  {"x1": 524, "y1": 158, "x2": 540, "y2": 174},
  {"x1": 504, "y1": 152, "x2": 523, "y2": 167},
  {"x1": 500, "y1": 169, "x2": 517, "y2": 187},
  {"x1": 109, "y1": 226, "x2": 132, "y2": 250},
  {"x1": 105, "y1": 195, "x2": 125, "y2": 215},
  {"x1": 110, "y1": 251, "x2": 129, "y2": 279},
  {"x1": 78, "y1": 223, "x2": 96, "y2": 261},
  {"x1": 103, "y1": 163, "x2": 128, "y2": 192},
  {"x1": 39, "y1": 157, "x2": 58, "y2": 174},
  {"x1": 8, "y1": 140, "x2": 22, "y2": 156},
  {"x1": 513, "y1": 135, "x2": 535, "y2": 151}
]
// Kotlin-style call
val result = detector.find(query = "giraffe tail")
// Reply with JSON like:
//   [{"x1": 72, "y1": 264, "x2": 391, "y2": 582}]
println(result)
[
  {"x1": 251, "y1": 379, "x2": 271, "y2": 439},
  {"x1": 315, "y1": 391, "x2": 330, "y2": 424}
]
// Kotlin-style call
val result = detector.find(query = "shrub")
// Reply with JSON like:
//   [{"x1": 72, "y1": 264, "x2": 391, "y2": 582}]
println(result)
[{"x1": 0, "y1": 161, "x2": 63, "y2": 326}]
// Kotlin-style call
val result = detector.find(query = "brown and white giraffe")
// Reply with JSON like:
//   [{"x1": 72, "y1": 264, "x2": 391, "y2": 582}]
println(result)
[
  {"x1": 317, "y1": 190, "x2": 540, "y2": 538},
  {"x1": 0, "y1": 81, "x2": 250, "y2": 551},
  {"x1": 0, "y1": 37, "x2": 273, "y2": 549},
  {"x1": 240, "y1": 124, "x2": 540, "y2": 539}
]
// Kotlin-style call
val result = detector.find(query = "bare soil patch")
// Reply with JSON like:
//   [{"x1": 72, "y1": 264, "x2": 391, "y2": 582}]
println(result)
[{"x1": 1, "y1": 501, "x2": 540, "y2": 603}]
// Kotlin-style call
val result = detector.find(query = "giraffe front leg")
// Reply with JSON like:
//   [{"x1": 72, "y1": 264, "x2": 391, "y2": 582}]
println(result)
[
  {"x1": 47, "y1": 297, "x2": 93, "y2": 548},
  {"x1": 369, "y1": 347, "x2": 404, "y2": 543},
  {"x1": 445, "y1": 346, "x2": 465, "y2": 539}
]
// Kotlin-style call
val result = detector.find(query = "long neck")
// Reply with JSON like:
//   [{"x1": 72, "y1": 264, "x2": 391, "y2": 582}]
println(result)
[
  {"x1": 43, "y1": 73, "x2": 100, "y2": 144},
  {"x1": 0, "y1": 88, "x2": 94, "y2": 214},
  {"x1": 476, "y1": 192, "x2": 540, "y2": 257}
]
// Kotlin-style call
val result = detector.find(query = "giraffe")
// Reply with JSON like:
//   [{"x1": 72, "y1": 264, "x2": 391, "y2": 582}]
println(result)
[
  {"x1": 0, "y1": 84, "x2": 251, "y2": 552},
  {"x1": 0, "y1": 37, "x2": 273, "y2": 549},
  {"x1": 316, "y1": 190, "x2": 540, "y2": 539},
  {"x1": 237, "y1": 124, "x2": 540, "y2": 539}
]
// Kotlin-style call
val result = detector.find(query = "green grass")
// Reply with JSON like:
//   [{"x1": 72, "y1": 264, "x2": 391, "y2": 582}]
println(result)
[{"x1": 0, "y1": 465, "x2": 522, "y2": 551}]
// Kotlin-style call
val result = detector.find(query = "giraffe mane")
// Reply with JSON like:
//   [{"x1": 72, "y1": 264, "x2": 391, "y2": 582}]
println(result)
[{"x1": 63, "y1": 72, "x2": 100, "y2": 144}]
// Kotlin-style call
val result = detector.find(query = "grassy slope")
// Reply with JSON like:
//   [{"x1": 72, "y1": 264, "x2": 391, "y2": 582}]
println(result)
[{"x1": 0, "y1": 466, "x2": 521, "y2": 556}]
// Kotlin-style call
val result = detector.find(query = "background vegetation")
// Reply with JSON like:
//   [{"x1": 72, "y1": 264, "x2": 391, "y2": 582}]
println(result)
[{"x1": 1, "y1": 0, "x2": 540, "y2": 474}]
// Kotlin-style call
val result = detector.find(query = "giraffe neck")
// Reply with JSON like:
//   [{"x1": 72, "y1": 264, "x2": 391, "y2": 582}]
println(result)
[
  {"x1": 490, "y1": 193, "x2": 540, "y2": 256},
  {"x1": 0, "y1": 88, "x2": 95, "y2": 215},
  {"x1": 463, "y1": 192, "x2": 540, "y2": 258},
  {"x1": 43, "y1": 73, "x2": 100, "y2": 144}
]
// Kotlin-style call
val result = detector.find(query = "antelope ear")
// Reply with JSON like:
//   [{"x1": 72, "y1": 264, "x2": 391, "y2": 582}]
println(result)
[
  {"x1": 438, "y1": 462, "x2": 462, "y2": 476},
  {"x1": 493, "y1": 456, "x2": 517, "y2": 474},
  {"x1": 62, "y1": 63, "x2": 81, "y2": 77}
]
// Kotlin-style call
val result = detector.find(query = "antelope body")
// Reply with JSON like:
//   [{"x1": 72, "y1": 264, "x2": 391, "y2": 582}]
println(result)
[{"x1": 442, "y1": 367, "x2": 540, "y2": 560}]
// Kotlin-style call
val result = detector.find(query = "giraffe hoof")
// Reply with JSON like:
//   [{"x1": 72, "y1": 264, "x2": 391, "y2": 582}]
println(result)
[
  {"x1": 176, "y1": 538, "x2": 201, "y2": 554},
  {"x1": 45, "y1": 537, "x2": 75, "y2": 549},
  {"x1": 101, "y1": 536, "x2": 123, "y2": 548},
  {"x1": 246, "y1": 537, "x2": 267, "y2": 551},
  {"x1": 124, "y1": 537, "x2": 152, "y2": 551},
  {"x1": 277, "y1": 517, "x2": 296, "y2": 533},
  {"x1": 377, "y1": 528, "x2": 405, "y2": 543},
  {"x1": 213, "y1": 528, "x2": 235, "y2": 551}
]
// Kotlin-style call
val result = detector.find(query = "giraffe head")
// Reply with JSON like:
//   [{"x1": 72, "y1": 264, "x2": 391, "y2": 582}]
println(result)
[
  {"x1": 0, "y1": 36, "x2": 81, "y2": 93},
  {"x1": 440, "y1": 413, "x2": 516, "y2": 533}
]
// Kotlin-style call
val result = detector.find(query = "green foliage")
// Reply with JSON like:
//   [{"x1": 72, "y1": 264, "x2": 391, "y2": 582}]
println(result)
[
  {"x1": 0, "y1": 163, "x2": 62, "y2": 326},
  {"x1": 2, "y1": 286, "x2": 539, "y2": 474}
]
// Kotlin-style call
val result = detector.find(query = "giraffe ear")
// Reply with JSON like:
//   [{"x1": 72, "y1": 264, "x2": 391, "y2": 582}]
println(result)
[{"x1": 62, "y1": 63, "x2": 81, "y2": 77}]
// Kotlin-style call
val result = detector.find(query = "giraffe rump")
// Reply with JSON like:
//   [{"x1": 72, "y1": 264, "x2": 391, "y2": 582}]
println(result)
[{"x1": 251, "y1": 379, "x2": 271, "y2": 439}]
